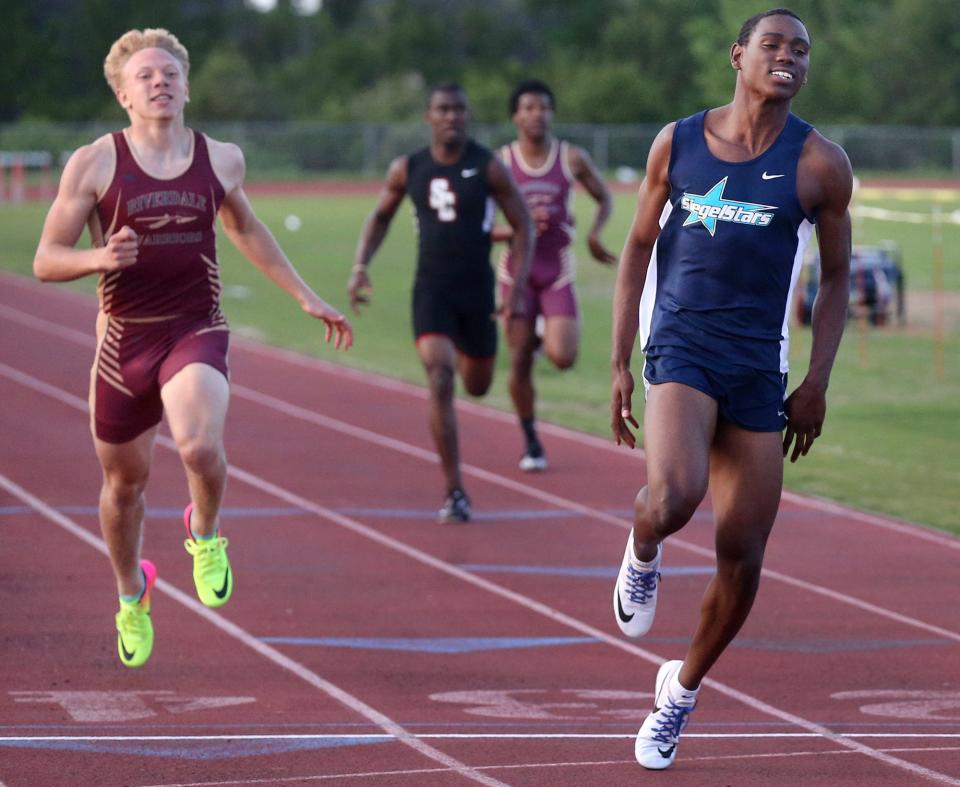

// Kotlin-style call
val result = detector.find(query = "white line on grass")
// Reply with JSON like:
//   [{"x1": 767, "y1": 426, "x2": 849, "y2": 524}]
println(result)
[{"x1": 1, "y1": 363, "x2": 958, "y2": 786}]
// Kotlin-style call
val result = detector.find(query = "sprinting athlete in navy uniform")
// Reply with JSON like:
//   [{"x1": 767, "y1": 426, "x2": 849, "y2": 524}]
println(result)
[
  {"x1": 493, "y1": 80, "x2": 616, "y2": 472},
  {"x1": 348, "y1": 83, "x2": 533, "y2": 523},
  {"x1": 609, "y1": 9, "x2": 852, "y2": 770}
]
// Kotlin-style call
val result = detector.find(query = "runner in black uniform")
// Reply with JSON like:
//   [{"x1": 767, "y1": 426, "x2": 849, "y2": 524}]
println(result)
[
  {"x1": 407, "y1": 140, "x2": 500, "y2": 358},
  {"x1": 348, "y1": 83, "x2": 533, "y2": 522}
]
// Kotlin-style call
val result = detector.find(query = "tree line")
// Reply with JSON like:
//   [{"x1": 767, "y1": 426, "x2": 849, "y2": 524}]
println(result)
[{"x1": 5, "y1": 0, "x2": 958, "y2": 128}]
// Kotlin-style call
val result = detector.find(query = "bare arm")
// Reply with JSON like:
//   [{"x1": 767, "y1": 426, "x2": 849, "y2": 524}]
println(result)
[
  {"x1": 347, "y1": 156, "x2": 407, "y2": 314},
  {"x1": 33, "y1": 138, "x2": 139, "y2": 282},
  {"x1": 783, "y1": 132, "x2": 853, "y2": 462},
  {"x1": 486, "y1": 155, "x2": 534, "y2": 318},
  {"x1": 610, "y1": 124, "x2": 674, "y2": 448},
  {"x1": 569, "y1": 145, "x2": 616, "y2": 264},
  {"x1": 212, "y1": 138, "x2": 352, "y2": 349}
]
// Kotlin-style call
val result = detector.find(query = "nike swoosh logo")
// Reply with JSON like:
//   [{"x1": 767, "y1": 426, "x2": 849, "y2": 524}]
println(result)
[
  {"x1": 213, "y1": 568, "x2": 231, "y2": 599},
  {"x1": 119, "y1": 633, "x2": 136, "y2": 662},
  {"x1": 761, "y1": 171, "x2": 785, "y2": 180},
  {"x1": 658, "y1": 745, "x2": 676, "y2": 758},
  {"x1": 616, "y1": 591, "x2": 634, "y2": 623},
  {"x1": 461, "y1": 168, "x2": 478, "y2": 178},
  {"x1": 777, "y1": 410, "x2": 785, "y2": 417}
]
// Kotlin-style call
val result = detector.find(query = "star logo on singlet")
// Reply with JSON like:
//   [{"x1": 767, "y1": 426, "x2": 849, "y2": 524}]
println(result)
[{"x1": 680, "y1": 177, "x2": 777, "y2": 236}]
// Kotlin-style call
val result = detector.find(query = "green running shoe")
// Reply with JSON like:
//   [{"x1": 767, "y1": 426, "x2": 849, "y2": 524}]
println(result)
[
  {"x1": 116, "y1": 559, "x2": 157, "y2": 668},
  {"x1": 183, "y1": 503, "x2": 233, "y2": 607}
]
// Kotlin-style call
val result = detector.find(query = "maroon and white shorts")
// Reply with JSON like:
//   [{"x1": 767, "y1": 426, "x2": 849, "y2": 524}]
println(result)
[
  {"x1": 500, "y1": 277, "x2": 578, "y2": 322},
  {"x1": 92, "y1": 311, "x2": 229, "y2": 444}
]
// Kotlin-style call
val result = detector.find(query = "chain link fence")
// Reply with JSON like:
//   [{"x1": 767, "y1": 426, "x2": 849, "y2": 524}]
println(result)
[{"x1": 2, "y1": 121, "x2": 960, "y2": 181}]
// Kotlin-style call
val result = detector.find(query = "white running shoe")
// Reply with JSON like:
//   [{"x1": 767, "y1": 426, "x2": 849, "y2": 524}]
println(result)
[
  {"x1": 613, "y1": 532, "x2": 661, "y2": 637},
  {"x1": 635, "y1": 660, "x2": 697, "y2": 770},
  {"x1": 518, "y1": 446, "x2": 547, "y2": 472}
]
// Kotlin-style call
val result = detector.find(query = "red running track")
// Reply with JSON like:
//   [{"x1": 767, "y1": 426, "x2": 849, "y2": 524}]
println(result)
[{"x1": 1, "y1": 272, "x2": 958, "y2": 787}]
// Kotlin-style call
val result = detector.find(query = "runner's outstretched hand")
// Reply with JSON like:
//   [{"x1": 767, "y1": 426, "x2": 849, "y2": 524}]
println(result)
[
  {"x1": 782, "y1": 380, "x2": 826, "y2": 462},
  {"x1": 303, "y1": 295, "x2": 353, "y2": 350},
  {"x1": 611, "y1": 367, "x2": 640, "y2": 448},
  {"x1": 347, "y1": 267, "x2": 372, "y2": 314},
  {"x1": 588, "y1": 231, "x2": 617, "y2": 265}
]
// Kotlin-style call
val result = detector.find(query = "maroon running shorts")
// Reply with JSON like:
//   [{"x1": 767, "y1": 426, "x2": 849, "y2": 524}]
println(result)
[{"x1": 92, "y1": 312, "x2": 229, "y2": 443}]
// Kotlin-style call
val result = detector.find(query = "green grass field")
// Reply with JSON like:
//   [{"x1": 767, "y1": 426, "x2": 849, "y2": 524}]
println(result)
[{"x1": 2, "y1": 185, "x2": 958, "y2": 534}]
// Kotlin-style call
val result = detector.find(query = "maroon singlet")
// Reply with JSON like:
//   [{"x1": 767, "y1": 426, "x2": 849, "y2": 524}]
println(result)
[
  {"x1": 95, "y1": 130, "x2": 226, "y2": 319},
  {"x1": 90, "y1": 130, "x2": 230, "y2": 443}
]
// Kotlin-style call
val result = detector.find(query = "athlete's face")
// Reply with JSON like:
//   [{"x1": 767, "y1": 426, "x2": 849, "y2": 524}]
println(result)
[
  {"x1": 117, "y1": 47, "x2": 188, "y2": 120},
  {"x1": 512, "y1": 92, "x2": 554, "y2": 142},
  {"x1": 426, "y1": 90, "x2": 469, "y2": 147},
  {"x1": 732, "y1": 15, "x2": 810, "y2": 100}
]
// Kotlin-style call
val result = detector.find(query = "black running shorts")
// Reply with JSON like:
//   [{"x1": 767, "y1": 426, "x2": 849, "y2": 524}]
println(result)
[{"x1": 412, "y1": 278, "x2": 497, "y2": 359}]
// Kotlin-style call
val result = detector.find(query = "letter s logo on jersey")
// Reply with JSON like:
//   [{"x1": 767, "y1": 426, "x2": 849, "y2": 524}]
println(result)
[
  {"x1": 680, "y1": 177, "x2": 776, "y2": 237},
  {"x1": 429, "y1": 178, "x2": 457, "y2": 222}
]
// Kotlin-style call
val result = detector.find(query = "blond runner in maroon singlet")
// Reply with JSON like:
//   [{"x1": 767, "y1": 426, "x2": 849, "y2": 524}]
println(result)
[{"x1": 33, "y1": 28, "x2": 352, "y2": 669}]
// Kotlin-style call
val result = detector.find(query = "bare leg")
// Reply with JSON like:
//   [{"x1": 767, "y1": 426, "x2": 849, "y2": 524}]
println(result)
[
  {"x1": 632, "y1": 383, "x2": 717, "y2": 561},
  {"x1": 541, "y1": 315, "x2": 578, "y2": 371},
  {"x1": 678, "y1": 422, "x2": 783, "y2": 690},
  {"x1": 457, "y1": 350, "x2": 495, "y2": 398},
  {"x1": 507, "y1": 318, "x2": 538, "y2": 420},
  {"x1": 160, "y1": 363, "x2": 230, "y2": 538},
  {"x1": 417, "y1": 335, "x2": 482, "y2": 493},
  {"x1": 94, "y1": 427, "x2": 158, "y2": 597}
]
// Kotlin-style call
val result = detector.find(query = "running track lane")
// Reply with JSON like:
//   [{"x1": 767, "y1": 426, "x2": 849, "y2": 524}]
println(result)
[{"x1": 0, "y1": 272, "x2": 958, "y2": 787}]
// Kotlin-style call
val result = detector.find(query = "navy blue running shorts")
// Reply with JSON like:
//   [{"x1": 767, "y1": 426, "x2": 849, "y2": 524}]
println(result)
[{"x1": 642, "y1": 353, "x2": 787, "y2": 432}]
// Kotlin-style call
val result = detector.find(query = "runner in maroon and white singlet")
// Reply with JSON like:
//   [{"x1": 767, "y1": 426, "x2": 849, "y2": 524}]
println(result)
[
  {"x1": 33, "y1": 28, "x2": 352, "y2": 669},
  {"x1": 91, "y1": 129, "x2": 231, "y2": 444},
  {"x1": 494, "y1": 80, "x2": 616, "y2": 471}
]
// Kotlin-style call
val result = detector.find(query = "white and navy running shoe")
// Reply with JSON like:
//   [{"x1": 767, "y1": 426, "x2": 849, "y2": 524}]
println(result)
[
  {"x1": 613, "y1": 531, "x2": 661, "y2": 637},
  {"x1": 635, "y1": 660, "x2": 697, "y2": 770},
  {"x1": 438, "y1": 489, "x2": 471, "y2": 523}
]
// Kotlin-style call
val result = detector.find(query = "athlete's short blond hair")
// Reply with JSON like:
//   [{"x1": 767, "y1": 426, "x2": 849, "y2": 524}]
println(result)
[{"x1": 103, "y1": 28, "x2": 190, "y2": 93}]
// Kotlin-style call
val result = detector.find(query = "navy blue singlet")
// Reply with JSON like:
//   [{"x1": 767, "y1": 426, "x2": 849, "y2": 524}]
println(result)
[{"x1": 640, "y1": 110, "x2": 815, "y2": 374}]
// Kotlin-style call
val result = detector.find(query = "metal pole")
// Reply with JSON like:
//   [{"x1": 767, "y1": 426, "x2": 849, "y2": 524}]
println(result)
[{"x1": 931, "y1": 206, "x2": 946, "y2": 381}]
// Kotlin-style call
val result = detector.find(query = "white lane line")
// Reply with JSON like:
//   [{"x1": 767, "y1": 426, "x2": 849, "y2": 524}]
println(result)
[
  {"x1": 3, "y1": 733, "x2": 959, "y2": 741},
  {"x1": 139, "y1": 770, "x2": 463, "y2": 787},
  {"x1": 0, "y1": 472, "x2": 507, "y2": 787},
  {"x1": 1, "y1": 289, "x2": 956, "y2": 553},
  {"x1": 137, "y1": 747, "x2": 960, "y2": 787},
  {"x1": 1, "y1": 365, "x2": 958, "y2": 786},
  {"x1": 685, "y1": 744, "x2": 960, "y2": 763}
]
